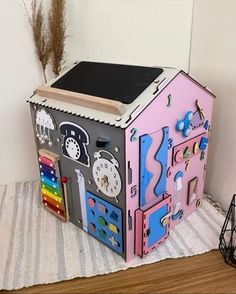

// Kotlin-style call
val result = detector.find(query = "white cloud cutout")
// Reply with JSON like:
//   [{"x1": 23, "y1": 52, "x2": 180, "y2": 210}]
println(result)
[{"x1": 36, "y1": 109, "x2": 55, "y2": 130}]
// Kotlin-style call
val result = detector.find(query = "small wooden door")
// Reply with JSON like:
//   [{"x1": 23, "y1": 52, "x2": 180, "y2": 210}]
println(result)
[{"x1": 135, "y1": 196, "x2": 172, "y2": 257}]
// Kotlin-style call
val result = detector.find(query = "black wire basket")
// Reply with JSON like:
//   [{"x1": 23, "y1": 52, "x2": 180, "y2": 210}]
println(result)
[{"x1": 219, "y1": 194, "x2": 236, "y2": 267}]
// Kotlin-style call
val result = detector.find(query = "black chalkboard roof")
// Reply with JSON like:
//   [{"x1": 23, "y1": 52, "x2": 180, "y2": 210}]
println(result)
[{"x1": 51, "y1": 61, "x2": 164, "y2": 104}]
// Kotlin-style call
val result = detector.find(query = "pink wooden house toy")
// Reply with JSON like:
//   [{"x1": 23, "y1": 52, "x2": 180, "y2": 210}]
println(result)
[{"x1": 28, "y1": 61, "x2": 214, "y2": 262}]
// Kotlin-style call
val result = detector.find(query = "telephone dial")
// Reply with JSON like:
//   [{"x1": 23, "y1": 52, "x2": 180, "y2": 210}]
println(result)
[{"x1": 59, "y1": 122, "x2": 90, "y2": 167}]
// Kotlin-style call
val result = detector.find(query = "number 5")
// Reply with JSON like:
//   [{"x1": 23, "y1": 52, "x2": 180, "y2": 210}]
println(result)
[{"x1": 131, "y1": 185, "x2": 137, "y2": 197}]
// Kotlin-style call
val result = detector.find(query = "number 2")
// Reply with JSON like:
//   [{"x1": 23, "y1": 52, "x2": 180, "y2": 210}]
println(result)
[{"x1": 130, "y1": 128, "x2": 138, "y2": 142}]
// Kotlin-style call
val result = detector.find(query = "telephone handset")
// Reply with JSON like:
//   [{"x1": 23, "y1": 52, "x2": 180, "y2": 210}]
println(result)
[{"x1": 59, "y1": 122, "x2": 90, "y2": 167}]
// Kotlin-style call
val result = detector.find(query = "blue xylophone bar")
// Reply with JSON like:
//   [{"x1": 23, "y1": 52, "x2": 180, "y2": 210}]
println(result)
[
  {"x1": 41, "y1": 176, "x2": 60, "y2": 190},
  {"x1": 40, "y1": 170, "x2": 58, "y2": 182},
  {"x1": 39, "y1": 162, "x2": 56, "y2": 175}
]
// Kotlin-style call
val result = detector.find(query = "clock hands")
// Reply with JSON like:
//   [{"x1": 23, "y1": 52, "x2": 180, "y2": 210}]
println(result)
[
  {"x1": 196, "y1": 99, "x2": 205, "y2": 120},
  {"x1": 101, "y1": 175, "x2": 109, "y2": 191},
  {"x1": 98, "y1": 175, "x2": 119, "y2": 203}
]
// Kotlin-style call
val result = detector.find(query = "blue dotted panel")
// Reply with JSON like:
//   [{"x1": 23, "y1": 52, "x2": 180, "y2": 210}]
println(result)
[
  {"x1": 86, "y1": 191, "x2": 123, "y2": 254},
  {"x1": 154, "y1": 127, "x2": 169, "y2": 196},
  {"x1": 140, "y1": 134, "x2": 153, "y2": 207}
]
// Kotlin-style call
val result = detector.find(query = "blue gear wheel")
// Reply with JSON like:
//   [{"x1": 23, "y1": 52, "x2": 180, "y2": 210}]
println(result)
[{"x1": 176, "y1": 111, "x2": 193, "y2": 137}]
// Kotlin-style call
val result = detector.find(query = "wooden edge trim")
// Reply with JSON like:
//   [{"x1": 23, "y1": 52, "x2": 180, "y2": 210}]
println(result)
[
  {"x1": 44, "y1": 205, "x2": 66, "y2": 221},
  {"x1": 39, "y1": 149, "x2": 60, "y2": 162},
  {"x1": 36, "y1": 85, "x2": 126, "y2": 116},
  {"x1": 182, "y1": 71, "x2": 216, "y2": 98},
  {"x1": 61, "y1": 182, "x2": 69, "y2": 222}
]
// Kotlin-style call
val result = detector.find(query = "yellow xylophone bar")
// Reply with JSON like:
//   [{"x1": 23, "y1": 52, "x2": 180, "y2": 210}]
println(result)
[{"x1": 41, "y1": 188, "x2": 63, "y2": 204}]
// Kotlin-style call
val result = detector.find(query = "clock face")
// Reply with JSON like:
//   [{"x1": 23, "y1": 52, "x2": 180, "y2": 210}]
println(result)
[
  {"x1": 65, "y1": 137, "x2": 81, "y2": 160},
  {"x1": 92, "y1": 157, "x2": 121, "y2": 197}
]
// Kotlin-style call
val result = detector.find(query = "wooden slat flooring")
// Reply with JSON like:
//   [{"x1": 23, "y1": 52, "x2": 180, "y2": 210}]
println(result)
[{"x1": 2, "y1": 250, "x2": 236, "y2": 293}]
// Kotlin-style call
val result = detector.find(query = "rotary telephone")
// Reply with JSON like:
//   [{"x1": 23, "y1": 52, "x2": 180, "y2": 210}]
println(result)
[{"x1": 59, "y1": 122, "x2": 90, "y2": 167}]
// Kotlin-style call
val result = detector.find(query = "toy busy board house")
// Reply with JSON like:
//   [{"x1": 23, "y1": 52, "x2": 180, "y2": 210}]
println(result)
[{"x1": 28, "y1": 61, "x2": 215, "y2": 262}]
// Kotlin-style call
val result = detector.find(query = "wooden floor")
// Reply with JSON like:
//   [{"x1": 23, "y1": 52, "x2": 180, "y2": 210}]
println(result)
[{"x1": 2, "y1": 250, "x2": 236, "y2": 294}]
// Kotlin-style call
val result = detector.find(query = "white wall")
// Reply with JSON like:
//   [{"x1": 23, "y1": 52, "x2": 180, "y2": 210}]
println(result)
[
  {"x1": 190, "y1": 0, "x2": 236, "y2": 211},
  {"x1": 0, "y1": 0, "x2": 193, "y2": 185},
  {"x1": 66, "y1": 0, "x2": 194, "y2": 70},
  {"x1": 0, "y1": 1, "x2": 43, "y2": 184}
]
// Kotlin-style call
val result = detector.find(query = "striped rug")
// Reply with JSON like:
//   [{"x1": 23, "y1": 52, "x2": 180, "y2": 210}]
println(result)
[{"x1": 0, "y1": 181, "x2": 225, "y2": 291}]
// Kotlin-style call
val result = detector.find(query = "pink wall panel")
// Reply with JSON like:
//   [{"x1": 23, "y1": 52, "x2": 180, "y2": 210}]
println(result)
[{"x1": 125, "y1": 72, "x2": 214, "y2": 262}]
